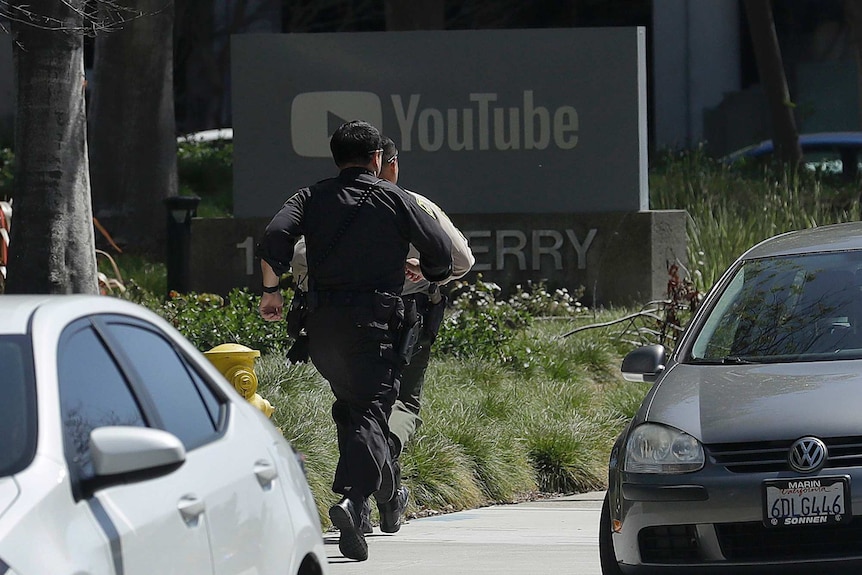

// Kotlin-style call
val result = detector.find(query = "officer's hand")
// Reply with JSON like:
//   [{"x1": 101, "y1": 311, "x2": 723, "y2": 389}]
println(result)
[
  {"x1": 405, "y1": 257, "x2": 424, "y2": 283},
  {"x1": 259, "y1": 291, "x2": 284, "y2": 321}
]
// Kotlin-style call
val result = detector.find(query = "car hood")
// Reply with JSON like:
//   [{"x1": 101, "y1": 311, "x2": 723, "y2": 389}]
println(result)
[
  {"x1": 645, "y1": 361, "x2": 862, "y2": 444},
  {"x1": 0, "y1": 477, "x2": 19, "y2": 520}
]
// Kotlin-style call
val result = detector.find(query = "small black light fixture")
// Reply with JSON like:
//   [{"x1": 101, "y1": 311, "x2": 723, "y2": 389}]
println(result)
[{"x1": 164, "y1": 195, "x2": 201, "y2": 296}]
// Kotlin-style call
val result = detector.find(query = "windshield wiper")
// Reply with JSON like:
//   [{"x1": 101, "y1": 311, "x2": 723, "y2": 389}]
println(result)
[{"x1": 720, "y1": 355, "x2": 757, "y2": 364}]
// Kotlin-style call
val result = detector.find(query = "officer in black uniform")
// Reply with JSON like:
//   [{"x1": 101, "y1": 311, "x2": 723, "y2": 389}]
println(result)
[{"x1": 257, "y1": 120, "x2": 453, "y2": 562}]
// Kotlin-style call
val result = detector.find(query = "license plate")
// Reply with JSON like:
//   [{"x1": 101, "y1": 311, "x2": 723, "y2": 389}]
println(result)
[{"x1": 763, "y1": 476, "x2": 850, "y2": 527}]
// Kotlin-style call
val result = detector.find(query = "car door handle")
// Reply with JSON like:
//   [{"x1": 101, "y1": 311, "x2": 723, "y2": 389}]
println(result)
[
  {"x1": 254, "y1": 460, "x2": 278, "y2": 489},
  {"x1": 177, "y1": 494, "x2": 205, "y2": 525}
]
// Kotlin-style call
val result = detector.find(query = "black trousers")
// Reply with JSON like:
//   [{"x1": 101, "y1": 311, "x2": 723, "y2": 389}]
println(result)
[{"x1": 306, "y1": 303, "x2": 401, "y2": 500}]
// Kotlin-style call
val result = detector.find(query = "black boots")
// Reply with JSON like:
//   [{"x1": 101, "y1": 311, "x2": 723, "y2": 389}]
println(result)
[
  {"x1": 377, "y1": 485, "x2": 409, "y2": 533},
  {"x1": 328, "y1": 498, "x2": 368, "y2": 561},
  {"x1": 333, "y1": 457, "x2": 406, "y2": 559},
  {"x1": 359, "y1": 498, "x2": 373, "y2": 534},
  {"x1": 374, "y1": 456, "x2": 409, "y2": 533}
]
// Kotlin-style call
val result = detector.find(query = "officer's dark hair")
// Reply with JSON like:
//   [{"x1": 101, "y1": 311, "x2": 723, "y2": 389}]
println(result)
[
  {"x1": 381, "y1": 137, "x2": 399, "y2": 164},
  {"x1": 330, "y1": 120, "x2": 383, "y2": 167}
]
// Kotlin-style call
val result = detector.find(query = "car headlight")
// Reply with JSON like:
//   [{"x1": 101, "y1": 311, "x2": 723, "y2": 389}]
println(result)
[{"x1": 624, "y1": 423, "x2": 704, "y2": 473}]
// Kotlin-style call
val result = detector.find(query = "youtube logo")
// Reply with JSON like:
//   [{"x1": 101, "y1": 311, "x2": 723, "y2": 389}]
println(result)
[{"x1": 290, "y1": 91, "x2": 383, "y2": 157}]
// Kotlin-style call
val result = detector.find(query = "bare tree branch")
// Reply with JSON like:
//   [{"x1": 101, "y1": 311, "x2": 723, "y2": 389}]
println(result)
[
  {"x1": 0, "y1": 0, "x2": 171, "y2": 36},
  {"x1": 557, "y1": 308, "x2": 665, "y2": 339}
]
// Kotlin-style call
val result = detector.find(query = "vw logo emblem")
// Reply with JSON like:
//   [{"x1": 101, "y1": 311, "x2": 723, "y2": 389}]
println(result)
[{"x1": 788, "y1": 437, "x2": 827, "y2": 473}]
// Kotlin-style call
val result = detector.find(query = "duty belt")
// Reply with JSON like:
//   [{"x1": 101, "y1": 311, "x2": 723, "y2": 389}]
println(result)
[{"x1": 309, "y1": 290, "x2": 379, "y2": 308}]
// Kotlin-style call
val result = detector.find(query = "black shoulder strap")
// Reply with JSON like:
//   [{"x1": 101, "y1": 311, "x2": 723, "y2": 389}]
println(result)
[{"x1": 310, "y1": 178, "x2": 383, "y2": 271}]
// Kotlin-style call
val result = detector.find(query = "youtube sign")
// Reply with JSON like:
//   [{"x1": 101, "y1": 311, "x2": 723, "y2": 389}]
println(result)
[{"x1": 290, "y1": 91, "x2": 383, "y2": 158}]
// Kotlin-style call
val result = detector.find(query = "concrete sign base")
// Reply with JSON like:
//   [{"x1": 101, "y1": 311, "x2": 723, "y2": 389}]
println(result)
[{"x1": 189, "y1": 210, "x2": 687, "y2": 308}]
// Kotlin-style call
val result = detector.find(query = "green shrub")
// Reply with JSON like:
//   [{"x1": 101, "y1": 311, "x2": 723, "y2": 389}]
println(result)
[
  {"x1": 435, "y1": 278, "x2": 592, "y2": 368},
  {"x1": 177, "y1": 139, "x2": 233, "y2": 217},
  {"x1": 435, "y1": 279, "x2": 532, "y2": 363},
  {"x1": 141, "y1": 287, "x2": 293, "y2": 354}
]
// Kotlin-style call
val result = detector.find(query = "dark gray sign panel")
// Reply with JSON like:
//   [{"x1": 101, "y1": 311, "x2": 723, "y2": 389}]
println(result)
[{"x1": 232, "y1": 28, "x2": 648, "y2": 218}]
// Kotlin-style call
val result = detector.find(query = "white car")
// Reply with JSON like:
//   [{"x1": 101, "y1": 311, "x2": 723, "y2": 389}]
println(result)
[{"x1": 0, "y1": 295, "x2": 329, "y2": 575}]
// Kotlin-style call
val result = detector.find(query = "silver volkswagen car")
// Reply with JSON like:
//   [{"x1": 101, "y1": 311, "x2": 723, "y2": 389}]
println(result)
[{"x1": 602, "y1": 221, "x2": 862, "y2": 574}]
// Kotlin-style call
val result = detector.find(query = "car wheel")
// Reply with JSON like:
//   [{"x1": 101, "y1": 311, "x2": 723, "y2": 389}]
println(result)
[{"x1": 599, "y1": 493, "x2": 624, "y2": 575}]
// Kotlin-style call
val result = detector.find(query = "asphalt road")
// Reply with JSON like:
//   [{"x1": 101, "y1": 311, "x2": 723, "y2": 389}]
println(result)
[{"x1": 325, "y1": 491, "x2": 604, "y2": 575}]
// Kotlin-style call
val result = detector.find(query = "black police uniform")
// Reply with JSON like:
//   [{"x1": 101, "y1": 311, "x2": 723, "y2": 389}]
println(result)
[{"x1": 258, "y1": 167, "x2": 452, "y2": 502}]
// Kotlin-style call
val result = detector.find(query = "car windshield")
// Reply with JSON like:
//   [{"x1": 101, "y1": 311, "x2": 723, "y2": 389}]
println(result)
[
  {"x1": 0, "y1": 336, "x2": 38, "y2": 477},
  {"x1": 690, "y1": 251, "x2": 862, "y2": 363}
]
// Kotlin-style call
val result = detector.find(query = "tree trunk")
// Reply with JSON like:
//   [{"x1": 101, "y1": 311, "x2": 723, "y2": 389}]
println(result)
[
  {"x1": 175, "y1": 0, "x2": 222, "y2": 132},
  {"x1": 385, "y1": 0, "x2": 444, "y2": 30},
  {"x1": 743, "y1": 0, "x2": 802, "y2": 167},
  {"x1": 6, "y1": 0, "x2": 98, "y2": 294},
  {"x1": 89, "y1": 0, "x2": 177, "y2": 256}
]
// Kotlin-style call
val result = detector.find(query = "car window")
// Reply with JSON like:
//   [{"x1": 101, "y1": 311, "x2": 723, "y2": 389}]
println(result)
[
  {"x1": 0, "y1": 336, "x2": 37, "y2": 478},
  {"x1": 58, "y1": 323, "x2": 147, "y2": 484},
  {"x1": 103, "y1": 322, "x2": 221, "y2": 449},
  {"x1": 184, "y1": 355, "x2": 224, "y2": 427},
  {"x1": 690, "y1": 251, "x2": 862, "y2": 362}
]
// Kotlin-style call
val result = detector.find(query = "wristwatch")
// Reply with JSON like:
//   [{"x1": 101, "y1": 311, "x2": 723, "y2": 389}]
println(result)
[{"x1": 262, "y1": 284, "x2": 280, "y2": 293}]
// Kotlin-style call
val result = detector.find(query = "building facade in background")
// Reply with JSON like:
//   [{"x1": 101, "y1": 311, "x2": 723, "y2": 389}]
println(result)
[{"x1": 0, "y1": 0, "x2": 856, "y2": 157}]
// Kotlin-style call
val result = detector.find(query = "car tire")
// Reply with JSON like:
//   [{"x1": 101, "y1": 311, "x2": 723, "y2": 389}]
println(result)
[{"x1": 599, "y1": 493, "x2": 624, "y2": 575}]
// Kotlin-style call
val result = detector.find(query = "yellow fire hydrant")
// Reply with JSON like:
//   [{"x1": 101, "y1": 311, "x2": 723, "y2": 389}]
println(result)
[{"x1": 204, "y1": 343, "x2": 274, "y2": 418}]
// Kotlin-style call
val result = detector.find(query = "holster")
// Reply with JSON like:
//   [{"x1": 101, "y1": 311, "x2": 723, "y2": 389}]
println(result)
[
  {"x1": 285, "y1": 290, "x2": 308, "y2": 340},
  {"x1": 397, "y1": 296, "x2": 423, "y2": 365},
  {"x1": 285, "y1": 333, "x2": 310, "y2": 364}
]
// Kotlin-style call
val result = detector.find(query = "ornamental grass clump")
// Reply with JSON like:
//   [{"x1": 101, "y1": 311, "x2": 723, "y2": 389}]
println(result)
[
  {"x1": 402, "y1": 432, "x2": 487, "y2": 512},
  {"x1": 651, "y1": 147, "x2": 862, "y2": 290},
  {"x1": 523, "y1": 414, "x2": 610, "y2": 494}
]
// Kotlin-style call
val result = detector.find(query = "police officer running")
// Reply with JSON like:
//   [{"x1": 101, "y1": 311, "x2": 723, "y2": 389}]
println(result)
[
  {"x1": 290, "y1": 136, "x2": 475, "y2": 535},
  {"x1": 257, "y1": 120, "x2": 452, "y2": 562}
]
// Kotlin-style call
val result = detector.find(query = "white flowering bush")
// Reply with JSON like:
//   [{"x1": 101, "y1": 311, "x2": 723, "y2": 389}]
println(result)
[{"x1": 435, "y1": 278, "x2": 588, "y2": 363}]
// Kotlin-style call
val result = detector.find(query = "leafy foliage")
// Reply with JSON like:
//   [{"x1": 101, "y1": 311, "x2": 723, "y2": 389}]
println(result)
[
  {"x1": 434, "y1": 278, "x2": 592, "y2": 367},
  {"x1": 176, "y1": 139, "x2": 233, "y2": 217},
  {"x1": 435, "y1": 279, "x2": 531, "y2": 363},
  {"x1": 130, "y1": 287, "x2": 293, "y2": 354}
]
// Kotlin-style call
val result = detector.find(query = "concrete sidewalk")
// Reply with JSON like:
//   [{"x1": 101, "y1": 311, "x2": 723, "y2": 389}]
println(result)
[{"x1": 325, "y1": 491, "x2": 605, "y2": 574}]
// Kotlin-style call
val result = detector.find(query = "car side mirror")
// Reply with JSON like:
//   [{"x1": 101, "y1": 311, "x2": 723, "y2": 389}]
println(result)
[
  {"x1": 90, "y1": 426, "x2": 186, "y2": 477},
  {"x1": 621, "y1": 344, "x2": 667, "y2": 382}
]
